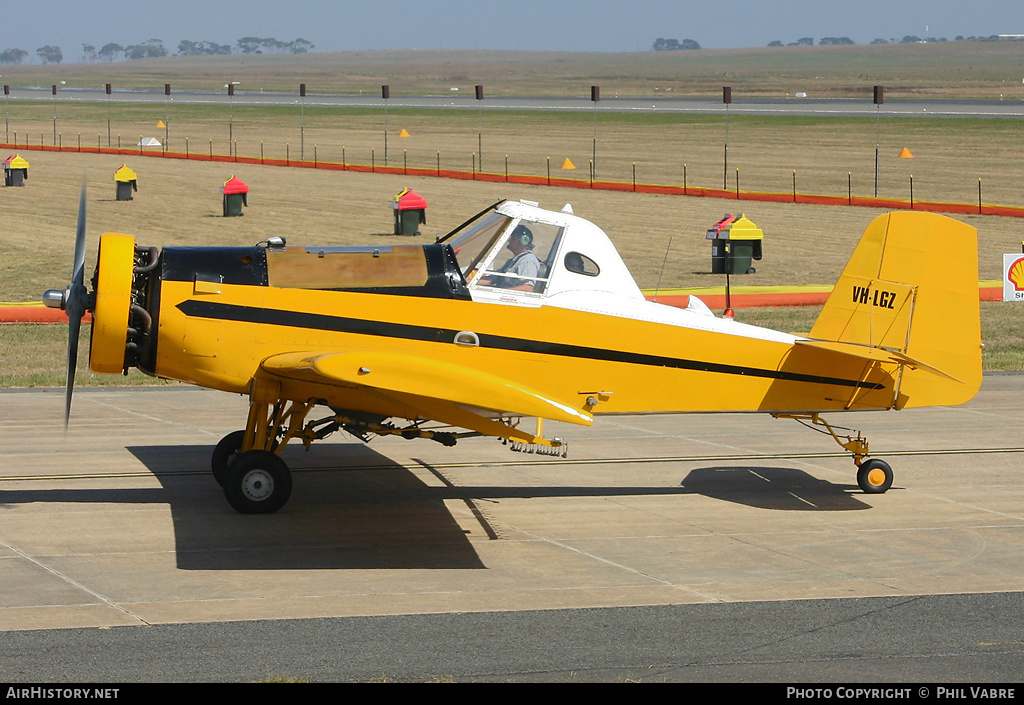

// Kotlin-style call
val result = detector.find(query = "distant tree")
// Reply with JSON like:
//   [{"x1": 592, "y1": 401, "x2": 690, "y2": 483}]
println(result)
[
  {"x1": 236, "y1": 36, "x2": 263, "y2": 54},
  {"x1": 819, "y1": 37, "x2": 855, "y2": 45},
  {"x1": 98, "y1": 43, "x2": 124, "y2": 61},
  {"x1": 767, "y1": 40, "x2": 783, "y2": 47},
  {"x1": 652, "y1": 37, "x2": 700, "y2": 50},
  {"x1": 0, "y1": 48, "x2": 29, "y2": 65},
  {"x1": 870, "y1": 38, "x2": 889, "y2": 44},
  {"x1": 124, "y1": 39, "x2": 167, "y2": 60},
  {"x1": 36, "y1": 45, "x2": 63, "y2": 64},
  {"x1": 793, "y1": 37, "x2": 814, "y2": 46},
  {"x1": 82, "y1": 44, "x2": 97, "y2": 62},
  {"x1": 900, "y1": 35, "x2": 922, "y2": 44},
  {"x1": 289, "y1": 38, "x2": 314, "y2": 54},
  {"x1": 178, "y1": 40, "x2": 232, "y2": 56}
]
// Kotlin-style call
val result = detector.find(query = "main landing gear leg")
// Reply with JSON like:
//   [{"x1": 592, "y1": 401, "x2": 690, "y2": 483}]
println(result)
[
  {"x1": 213, "y1": 380, "x2": 313, "y2": 514},
  {"x1": 773, "y1": 413, "x2": 894, "y2": 495}
]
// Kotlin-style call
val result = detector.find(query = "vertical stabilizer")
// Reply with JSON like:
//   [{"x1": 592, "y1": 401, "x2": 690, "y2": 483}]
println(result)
[{"x1": 809, "y1": 212, "x2": 982, "y2": 408}]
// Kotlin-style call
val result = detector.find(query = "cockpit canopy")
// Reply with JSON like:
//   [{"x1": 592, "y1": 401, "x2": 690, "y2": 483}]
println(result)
[{"x1": 450, "y1": 200, "x2": 645, "y2": 304}]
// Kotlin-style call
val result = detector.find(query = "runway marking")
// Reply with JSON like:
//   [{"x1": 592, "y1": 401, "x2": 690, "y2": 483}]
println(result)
[{"x1": 0, "y1": 539, "x2": 152, "y2": 626}]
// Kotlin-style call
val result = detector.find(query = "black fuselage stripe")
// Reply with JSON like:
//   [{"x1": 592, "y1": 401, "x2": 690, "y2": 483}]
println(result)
[{"x1": 176, "y1": 300, "x2": 884, "y2": 390}]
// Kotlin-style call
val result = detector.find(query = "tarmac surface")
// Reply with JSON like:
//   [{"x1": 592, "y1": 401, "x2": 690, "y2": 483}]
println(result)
[{"x1": 2, "y1": 375, "x2": 1023, "y2": 682}]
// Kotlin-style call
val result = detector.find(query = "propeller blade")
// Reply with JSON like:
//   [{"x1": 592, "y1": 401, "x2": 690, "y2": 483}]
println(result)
[
  {"x1": 65, "y1": 314, "x2": 81, "y2": 431},
  {"x1": 63, "y1": 181, "x2": 89, "y2": 431}
]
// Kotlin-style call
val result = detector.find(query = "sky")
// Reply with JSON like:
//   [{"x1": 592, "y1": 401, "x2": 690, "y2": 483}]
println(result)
[{"x1": 1, "y1": 0, "x2": 1021, "y2": 59}]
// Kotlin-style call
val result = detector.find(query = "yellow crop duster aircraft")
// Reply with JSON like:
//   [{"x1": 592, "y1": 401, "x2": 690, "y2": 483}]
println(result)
[{"x1": 44, "y1": 193, "x2": 982, "y2": 514}]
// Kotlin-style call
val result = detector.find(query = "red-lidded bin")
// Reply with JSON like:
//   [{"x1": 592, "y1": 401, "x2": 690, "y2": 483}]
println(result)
[
  {"x1": 222, "y1": 176, "x2": 249, "y2": 216},
  {"x1": 391, "y1": 188, "x2": 427, "y2": 235}
]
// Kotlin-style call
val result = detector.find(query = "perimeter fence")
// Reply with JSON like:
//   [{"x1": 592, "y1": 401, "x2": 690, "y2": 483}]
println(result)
[{"x1": 6, "y1": 139, "x2": 1024, "y2": 220}]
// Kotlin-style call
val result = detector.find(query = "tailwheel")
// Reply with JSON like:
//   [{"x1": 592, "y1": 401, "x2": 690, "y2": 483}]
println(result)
[
  {"x1": 223, "y1": 450, "x2": 292, "y2": 514},
  {"x1": 211, "y1": 430, "x2": 246, "y2": 487},
  {"x1": 857, "y1": 458, "x2": 893, "y2": 494}
]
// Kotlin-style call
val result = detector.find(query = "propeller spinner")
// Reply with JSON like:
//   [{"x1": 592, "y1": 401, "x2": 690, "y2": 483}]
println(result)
[{"x1": 42, "y1": 182, "x2": 90, "y2": 430}]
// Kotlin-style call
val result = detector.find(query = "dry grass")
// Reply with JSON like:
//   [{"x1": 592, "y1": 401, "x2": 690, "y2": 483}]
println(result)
[
  {"x1": 0, "y1": 145, "x2": 1018, "y2": 304},
  {"x1": 4, "y1": 42, "x2": 1024, "y2": 98},
  {"x1": 6, "y1": 98, "x2": 1024, "y2": 214}
]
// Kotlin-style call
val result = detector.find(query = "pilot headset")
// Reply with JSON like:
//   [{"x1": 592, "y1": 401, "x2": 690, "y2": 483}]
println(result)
[{"x1": 512, "y1": 224, "x2": 533, "y2": 248}]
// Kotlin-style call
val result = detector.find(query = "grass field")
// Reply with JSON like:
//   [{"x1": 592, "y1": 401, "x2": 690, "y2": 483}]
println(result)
[
  {"x1": 1, "y1": 47, "x2": 1021, "y2": 387},
  {"x1": 4, "y1": 42, "x2": 1024, "y2": 98}
]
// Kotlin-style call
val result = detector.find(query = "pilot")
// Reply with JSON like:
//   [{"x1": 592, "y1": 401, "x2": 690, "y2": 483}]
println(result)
[{"x1": 481, "y1": 224, "x2": 542, "y2": 291}]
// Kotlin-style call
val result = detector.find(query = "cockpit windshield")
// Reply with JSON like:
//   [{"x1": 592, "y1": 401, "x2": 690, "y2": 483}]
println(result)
[{"x1": 448, "y1": 212, "x2": 512, "y2": 277}]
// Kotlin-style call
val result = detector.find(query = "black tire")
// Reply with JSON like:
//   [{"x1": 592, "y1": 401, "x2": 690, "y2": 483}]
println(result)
[
  {"x1": 211, "y1": 430, "x2": 246, "y2": 487},
  {"x1": 857, "y1": 458, "x2": 893, "y2": 494},
  {"x1": 223, "y1": 450, "x2": 292, "y2": 514}
]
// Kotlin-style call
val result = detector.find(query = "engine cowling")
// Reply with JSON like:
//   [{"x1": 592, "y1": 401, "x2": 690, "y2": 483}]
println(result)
[{"x1": 89, "y1": 233, "x2": 136, "y2": 374}]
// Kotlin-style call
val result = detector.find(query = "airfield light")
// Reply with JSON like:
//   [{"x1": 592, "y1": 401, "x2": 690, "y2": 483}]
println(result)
[
  {"x1": 591, "y1": 86, "x2": 600, "y2": 179},
  {"x1": 105, "y1": 83, "x2": 111, "y2": 146},
  {"x1": 227, "y1": 82, "x2": 239, "y2": 156},
  {"x1": 299, "y1": 83, "x2": 306, "y2": 160},
  {"x1": 476, "y1": 84, "x2": 484, "y2": 171},
  {"x1": 873, "y1": 85, "x2": 884, "y2": 197},
  {"x1": 723, "y1": 87, "x2": 732, "y2": 189},
  {"x1": 382, "y1": 85, "x2": 390, "y2": 166},
  {"x1": 50, "y1": 84, "x2": 60, "y2": 145},
  {"x1": 164, "y1": 84, "x2": 170, "y2": 150}
]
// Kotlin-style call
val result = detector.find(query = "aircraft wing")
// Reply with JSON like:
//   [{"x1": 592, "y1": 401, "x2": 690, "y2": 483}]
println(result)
[{"x1": 257, "y1": 350, "x2": 592, "y2": 442}]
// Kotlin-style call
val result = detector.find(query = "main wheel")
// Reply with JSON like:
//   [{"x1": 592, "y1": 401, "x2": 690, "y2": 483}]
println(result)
[
  {"x1": 857, "y1": 458, "x2": 893, "y2": 494},
  {"x1": 211, "y1": 430, "x2": 246, "y2": 487},
  {"x1": 223, "y1": 450, "x2": 293, "y2": 514}
]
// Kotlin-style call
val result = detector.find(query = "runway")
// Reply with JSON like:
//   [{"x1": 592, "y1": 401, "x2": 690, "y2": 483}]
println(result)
[{"x1": 1, "y1": 375, "x2": 1023, "y2": 681}]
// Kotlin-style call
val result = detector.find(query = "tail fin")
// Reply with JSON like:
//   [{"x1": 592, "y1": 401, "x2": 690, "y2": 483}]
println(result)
[{"x1": 809, "y1": 212, "x2": 982, "y2": 409}]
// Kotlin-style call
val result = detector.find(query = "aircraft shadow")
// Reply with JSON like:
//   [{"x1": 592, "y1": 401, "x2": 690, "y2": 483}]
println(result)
[
  {"x1": 0, "y1": 448, "x2": 869, "y2": 571},
  {"x1": 130, "y1": 443, "x2": 490, "y2": 571},
  {"x1": 680, "y1": 466, "x2": 872, "y2": 511}
]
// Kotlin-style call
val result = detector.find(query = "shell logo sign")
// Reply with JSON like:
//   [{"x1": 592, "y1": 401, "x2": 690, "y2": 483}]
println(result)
[{"x1": 1005, "y1": 254, "x2": 1024, "y2": 301}]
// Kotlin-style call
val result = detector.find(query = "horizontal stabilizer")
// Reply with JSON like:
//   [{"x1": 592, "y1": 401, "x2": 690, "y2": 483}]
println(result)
[{"x1": 795, "y1": 339, "x2": 961, "y2": 383}]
